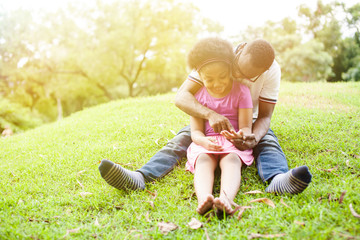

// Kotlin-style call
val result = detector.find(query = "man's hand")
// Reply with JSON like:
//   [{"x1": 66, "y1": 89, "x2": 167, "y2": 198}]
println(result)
[
  {"x1": 208, "y1": 112, "x2": 234, "y2": 133},
  {"x1": 221, "y1": 129, "x2": 257, "y2": 150},
  {"x1": 198, "y1": 137, "x2": 224, "y2": 151}
]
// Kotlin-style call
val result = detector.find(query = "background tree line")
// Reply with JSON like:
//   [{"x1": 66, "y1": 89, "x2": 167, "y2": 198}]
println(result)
[{"x1": 0, "y1": 0, "x2": 359, "y2": 133}]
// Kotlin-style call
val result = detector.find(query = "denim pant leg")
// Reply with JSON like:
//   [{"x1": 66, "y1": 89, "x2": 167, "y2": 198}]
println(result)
[
  {"x1": 254, "y1": 128, "x2": 289, "y2": 183},
  {"x1": 137, "y1": 125, "x2": 192, "y2": 182}
]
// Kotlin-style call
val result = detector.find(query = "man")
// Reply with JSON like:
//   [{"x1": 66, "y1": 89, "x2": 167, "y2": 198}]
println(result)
[{"x1": 99, "y1": 39, "x2": 312, "y2": 194}]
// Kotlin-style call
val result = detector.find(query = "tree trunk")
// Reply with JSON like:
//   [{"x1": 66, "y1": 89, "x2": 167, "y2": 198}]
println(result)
[
  {"x1": 128, "y1": 83, "x2": 134, "y2": 97},
  {"x1": 57, "y1": 97, "x2": 63, "y2": 121}
]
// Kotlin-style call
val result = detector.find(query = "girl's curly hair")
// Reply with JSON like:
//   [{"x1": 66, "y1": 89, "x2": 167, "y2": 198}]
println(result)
[{"x1": 187, "y1": 37, "x2": 235, "y2": 70}]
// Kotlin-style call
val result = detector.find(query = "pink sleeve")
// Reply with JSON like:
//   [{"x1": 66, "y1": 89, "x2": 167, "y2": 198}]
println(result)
[{"x1": 238, "y1": 84, "x2": 253, "y2": 109}]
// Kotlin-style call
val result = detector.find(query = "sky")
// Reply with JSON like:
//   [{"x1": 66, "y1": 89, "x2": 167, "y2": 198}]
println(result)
[
  {"x1": 1, "y1": 0, "x2": 358, "y2": 37},
  {"x1": 189, "y1": 0, "x2": 358, "y2": 36}
]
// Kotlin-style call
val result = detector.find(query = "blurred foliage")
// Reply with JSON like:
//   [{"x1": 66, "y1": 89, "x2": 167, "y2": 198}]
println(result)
[
  {"x1": 0, "y1": 0, "x2": 359, "y2": 131},
  {"x1": 237, "y1": 1, "x2": 360, "y2": 82},
  {"x1": 0, "y1": 0, "x2": 221, "y2": 130},
  {"x1": 0, "y1": 96, "x2": 43, "y2": 133}
]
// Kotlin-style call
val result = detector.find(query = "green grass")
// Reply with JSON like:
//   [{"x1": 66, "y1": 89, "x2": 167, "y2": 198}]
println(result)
[{"x1": 1, "y1": 81, "x2": 359, "y2": 239}]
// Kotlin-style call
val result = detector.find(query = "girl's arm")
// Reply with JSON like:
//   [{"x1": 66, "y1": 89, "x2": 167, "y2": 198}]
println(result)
[
  {"x1": 190, "y1": 116, "x2": 223, "y2": 151},
  {"x1": 190, "y1": 116, "x2": 206, "y2": 144},
  {"x1": 238, "y1": 108, "x2": 253, "y2": 135}
]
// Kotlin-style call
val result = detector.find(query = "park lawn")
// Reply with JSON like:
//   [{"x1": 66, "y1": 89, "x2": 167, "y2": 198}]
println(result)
[{"x1": 0, "y1": 81, "x2": 359, "y2": 239}]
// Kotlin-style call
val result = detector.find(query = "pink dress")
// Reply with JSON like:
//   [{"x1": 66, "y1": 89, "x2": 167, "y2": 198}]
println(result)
[{"x1": 186, "y1": 81, "x2": 254, "y2": 173}]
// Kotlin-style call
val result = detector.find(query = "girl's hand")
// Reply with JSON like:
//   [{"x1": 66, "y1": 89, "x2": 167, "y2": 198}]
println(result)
[
  {"x1": 199, "y1": 137, "x2": 224, "y2": 151},
  {"x1": 220, "y1": 129, "x2": 244, "y2": 140},
  {"x1": 221, "y1": 129, "x2": 256, "y2": 150}
]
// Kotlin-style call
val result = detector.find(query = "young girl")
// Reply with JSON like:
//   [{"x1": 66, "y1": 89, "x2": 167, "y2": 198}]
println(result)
[{"x1": 186, "y1": 37, "x2": 254, "y2": 216}]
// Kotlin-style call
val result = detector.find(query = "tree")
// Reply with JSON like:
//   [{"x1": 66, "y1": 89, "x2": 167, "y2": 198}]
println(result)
[
  {"x1": 281, "y1": 40, "x2": 333, "y2": 82},
  {"x1": 298, "y1": 0, "x2": 360, "y2": 81},
  {"x1": 341, "y1": 3, "x2": 360, "y2": 81},
  {"x1": 0, "y1": 0, "x2": 223, "y2": 129},
  {"x1": 85, "y1": 0, "x2": 218, "y2": 97}
]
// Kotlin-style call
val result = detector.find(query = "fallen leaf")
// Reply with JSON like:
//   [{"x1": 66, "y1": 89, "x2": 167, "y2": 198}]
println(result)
[
  {"x1": 237, "y1": 208, "x2": 246, "y2": 220},
  {"x1": 339, "y1": 191, "x2": 346, "y2": 204},
  {"x1": 280, "y1": 198, "x2": 290, "y2": 208},
  {"x1": 229, "y1": 205, "x2": 242, "y2": 216},
  {"x1": 241, "y1": 206, "x2": 254, "y2": 209},
  {"x1": 146, "y1": 190, "x2": 157, "y2": 199},
  {"x1": 67, "y1": 228, "x2": 81, "y2": 233},
  {"x1": 318, "y1": 197, "x2": 323, "y2": 202},
  {"x1": 146, "y1": 201, "x2": 155, "y2": 208},
  {"x1": 155, "y1": 138, "x2": 162, "y2": 145},
  {"x1": 249, "y1": 198, "x2": 276, "y2": 208},
  {"x1": 249, "y1": 233, "x2": 286, "y2": 239},
  {"x1": 341, "y1": 151, "x2": 348, "y2": 156},
  {"x1": 76, "y1": 170, "x2": 86, "y2": 177},
  {"x1": 345, "y1": 160, "x2": 351, "y2": 167},
  {"x1": 183, "y1": 191, "x2": 196, "y2": 201},
  {"x1": 188, "y1": 218, "x2": 203, "y2": 229},
  {"x1": 94, "y1": 218, "x2": 99, "y2": 226},
  {"x1": 237, "y1": 206, "x2": 254, "y2": 219},
  {"x1": 131, "y1": 233, "x2": 144, "y2": 239},
  {"x1": 334, "y1": 232, "x2": 358, "y2": 239},
  {"x1": 325, "y1": 149, "x2": 335, "y2": 152},
  {"x1": 229, "y1": 205, "x2": 254, "y2": 217},
  {"x1": 158, "y1": 222, "x2": 178, "y2": 235},
  {"x1": 326, "y1": 165, "x2": 338, "y2": 172},
  {"x1": 244, "y1": 190, "x2": 263, "y2": 195},
  {"x1": 294, "y1": 220, "x2": 305, "y2": 226},
  {"x1": 349, "y1": 204, "x2": 360, "y2": 218},
  {"x1": 63, "y1": 227, "x2": 81, "y2": 238},
  {"x1": 204, "y1": 228, "x2": 211, "y2": 240},
  {"x1": 76, "y1": 179, "x2": 84, "y2": 189},
  {"x1": 17, "y1": 199, "x2": 24, "y2": 205},
  {"x1": 145, "y1": 211, "x2": 150, "y2": 222},
  {"x1": 319, "y1": 165, "x2": 339, "y2": 176},
  {"x1": 222, "y1": 190, "x2": 239, "y2": 207},
  {"x1": 79, "y1": 192, "x2": 93, "y2": 197}
]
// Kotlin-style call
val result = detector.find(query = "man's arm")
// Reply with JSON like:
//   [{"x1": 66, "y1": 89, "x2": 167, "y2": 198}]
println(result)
[
  {"x1": 175, "y1": 79, "x2": 234, "y2": 133},
  {"x1": 246, "y1": 100, "x2": 275, "y2": 148}
]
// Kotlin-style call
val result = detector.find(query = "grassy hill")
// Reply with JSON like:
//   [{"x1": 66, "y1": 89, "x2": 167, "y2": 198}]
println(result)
[{"x1": 1, "y1": 81, "x2": 359, "y2": 239}]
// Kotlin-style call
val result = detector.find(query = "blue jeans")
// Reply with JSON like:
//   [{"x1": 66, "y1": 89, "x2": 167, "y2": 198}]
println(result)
[
  {"x1": 138, "y1": 125, "x2": 192, "y2": 182},
  {"x1": 137, "y1": 126, "x2": 288, "y2": 183},
  {"x1": 253, "y1": 129, "x2": 289, "y2": 182}
]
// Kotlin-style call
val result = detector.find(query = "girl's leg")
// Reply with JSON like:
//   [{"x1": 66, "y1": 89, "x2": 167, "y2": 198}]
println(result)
[
  {"x1": 194, "y1": 154, "x2": 217, "y2": 215},
  {"x1": 214, "y1": 153, "x2": 242, "y2": 215}
]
